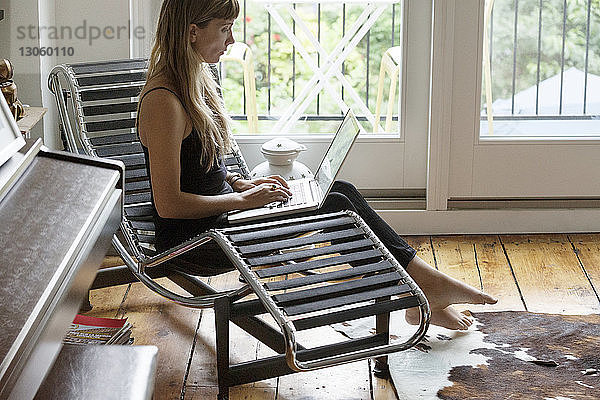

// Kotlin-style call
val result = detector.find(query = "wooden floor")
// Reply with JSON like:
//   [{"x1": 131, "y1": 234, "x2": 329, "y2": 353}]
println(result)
[{"x1": 89, "y1": 233, "x2": 600, "y2": 400}]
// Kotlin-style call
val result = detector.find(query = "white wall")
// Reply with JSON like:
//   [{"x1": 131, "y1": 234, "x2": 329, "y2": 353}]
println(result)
[
  {"x1": 0, "y1": 0, "x2": 43, "y2": 140},
  {"x1": 51, "y1": 0, "x2": 131, "y2": 63},
  {"x1": 42, "y1": 0, "x2": 132, "y2": 149},
  {"x1": 1, "y1": 0, "x2": 133, "y2": 148}
]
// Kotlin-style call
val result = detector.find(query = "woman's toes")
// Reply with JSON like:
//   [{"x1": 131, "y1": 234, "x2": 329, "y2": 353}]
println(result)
[
  {"x1": 407, "y1": 305, "x2": 479, "y2": 331},
  {"x1": 432, "y1": 306, "x2": 473, "y2": 330},
  {"x1": 480, "y1": 291, "x2": 499, "y2": 304},
  {"x1": 462, "y1": 315, "x2": 473, "y2": 326}
]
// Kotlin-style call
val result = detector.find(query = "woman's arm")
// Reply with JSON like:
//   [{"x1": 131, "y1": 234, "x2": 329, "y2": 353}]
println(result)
[{"x1": 138, "y1": 89, "x2": 290, "y2": 219}]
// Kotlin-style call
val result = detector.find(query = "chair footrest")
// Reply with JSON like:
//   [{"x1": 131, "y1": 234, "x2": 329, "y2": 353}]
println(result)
[{"x1": 214, "y1": 210, "x2": 430, "y2": 371}]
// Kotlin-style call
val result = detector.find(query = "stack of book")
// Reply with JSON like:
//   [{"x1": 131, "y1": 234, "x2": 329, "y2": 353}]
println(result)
[{"x1": 63, "y1": 314, "x2": 133, "y2": 345}]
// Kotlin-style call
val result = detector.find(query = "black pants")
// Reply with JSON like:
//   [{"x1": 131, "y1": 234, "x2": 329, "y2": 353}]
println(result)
[{"x1": 171, "y1": 181, "x2": 416, "y2": 275}]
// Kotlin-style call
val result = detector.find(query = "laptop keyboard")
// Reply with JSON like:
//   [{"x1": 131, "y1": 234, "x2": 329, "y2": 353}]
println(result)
[{"x1": 268, "y1": 181, "x2": 308, "y2": 209}]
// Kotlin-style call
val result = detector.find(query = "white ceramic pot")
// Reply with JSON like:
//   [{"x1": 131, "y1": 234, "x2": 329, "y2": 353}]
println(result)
[
  {"x1": 260, "y1": 137, "x2": 307, "y2": 166},
  {"x1": 251, "y1": 160, "x2": 314, "y2": 181},
  {"x1": 250, "y1": 138, "x2": 314, "y2": 180}
]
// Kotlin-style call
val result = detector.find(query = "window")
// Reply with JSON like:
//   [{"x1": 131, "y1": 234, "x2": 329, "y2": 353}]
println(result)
[
  {"x1": 220, "y1": 0, "x2": 403, "y2": 135},
  {"x1": 481, "y1": 0, "x2": 600, "y2": 138}
]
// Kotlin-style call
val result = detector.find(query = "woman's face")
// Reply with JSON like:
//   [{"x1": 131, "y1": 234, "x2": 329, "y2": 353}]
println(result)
[{"x1": 190, "y1": 18, "x2": 235, "y2": 63}]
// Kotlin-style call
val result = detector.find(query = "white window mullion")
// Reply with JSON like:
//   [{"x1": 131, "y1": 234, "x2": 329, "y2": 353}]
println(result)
[{"x1": 427, "y1": 0, "x2": 457, "y2": 211}]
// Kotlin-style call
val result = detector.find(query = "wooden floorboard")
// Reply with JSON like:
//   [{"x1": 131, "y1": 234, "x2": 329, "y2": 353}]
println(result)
[
  {"x1": 184, "y1": 272, "x2": 278, "y2": 399},
  {"x1": 500, "y1": 234, "x2": 600, "y2": 313},
  {"x1": 275, "y1": 327, "x2": 371, "y2": 400},
  {"x1": 404, "y1": 236, "x2": 436, "y2": 267},
  {"x1": 87, "y1": 233, "x2": 600, "y2": 399},
  {"x1": 467, "y1": 235, "x2": 525, "y2": 311},
  {"x1": 119, "y1": 279, "x2": 202, "y2": 400},
  {"x1": 87, "y1": 283, "x2": 129, "y2": 319},
  {"x1": 568, "y1": 233, "x2": 600, "y2": 302},
  {"x1": 371, "y1": 360, "x2": 398, "y2": 400},
  {"x1": 430, "y1": 235, "x2": 484, "y2": 304}
]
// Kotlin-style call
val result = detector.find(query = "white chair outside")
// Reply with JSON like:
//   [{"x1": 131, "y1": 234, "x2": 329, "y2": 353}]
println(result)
[
  {"x1": 220, "y1": 42, "x2": 259, "y2": 133},
  {"x1": 374, "y1": 45, "x2": 402, "y2": 133}
]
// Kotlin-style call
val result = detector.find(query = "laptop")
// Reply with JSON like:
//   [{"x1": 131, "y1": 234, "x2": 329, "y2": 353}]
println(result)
[{"x1": 227, "y1": 109, "x2": 362, "y2": 224}]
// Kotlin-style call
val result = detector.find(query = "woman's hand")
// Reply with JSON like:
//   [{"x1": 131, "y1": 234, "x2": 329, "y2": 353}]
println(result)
[
  {"x1": 232, "y1": 175, "x2": 290, "y2": 192},
  {"x1": 237, "y1": 181, "x2": 292, "y2": 209}
]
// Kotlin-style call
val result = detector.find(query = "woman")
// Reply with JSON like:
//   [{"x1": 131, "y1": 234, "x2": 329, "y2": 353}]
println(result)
[{"x1": 137, "y1": 0, "x2": 497, "y2": 330}]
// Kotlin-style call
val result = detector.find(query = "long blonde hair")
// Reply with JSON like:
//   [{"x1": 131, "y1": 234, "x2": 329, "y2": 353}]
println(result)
[{"x1": 146, "y1": 0, "x2": 239, "y2": 171}]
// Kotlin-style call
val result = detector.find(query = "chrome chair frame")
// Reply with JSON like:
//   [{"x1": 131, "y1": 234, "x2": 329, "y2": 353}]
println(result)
[{"x1": 48, "y1": 58, "x2": 430, "y2": 399}]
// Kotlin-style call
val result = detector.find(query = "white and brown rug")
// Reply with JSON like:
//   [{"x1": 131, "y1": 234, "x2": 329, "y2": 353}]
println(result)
[{"x1": 334, "y1": 311, "x2": 600, "y2": 399}]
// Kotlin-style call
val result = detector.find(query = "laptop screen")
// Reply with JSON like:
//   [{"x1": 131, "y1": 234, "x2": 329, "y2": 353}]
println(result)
[{"x1": 314, "y1": 110, "x2": 361, "y2": 197}]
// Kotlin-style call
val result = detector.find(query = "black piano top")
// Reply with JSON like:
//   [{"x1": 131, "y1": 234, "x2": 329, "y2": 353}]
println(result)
[{"x1": 0, "y1": 148, "x2": 122, "y2": 396}]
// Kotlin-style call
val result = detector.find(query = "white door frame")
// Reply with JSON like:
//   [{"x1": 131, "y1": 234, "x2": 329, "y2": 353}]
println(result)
[{"x1": 429, "y1": 0, "x2": 600, "y2": 205}]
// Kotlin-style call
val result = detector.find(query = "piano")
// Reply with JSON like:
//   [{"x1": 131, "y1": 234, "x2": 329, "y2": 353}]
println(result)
[{"x1": 0, "y1": 136, "x2": 124, "y2": 399}]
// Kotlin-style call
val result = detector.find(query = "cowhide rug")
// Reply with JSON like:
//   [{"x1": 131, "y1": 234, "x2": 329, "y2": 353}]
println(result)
[{"x1": 333, "y1": 311, "x2": 600, "y2": 399}]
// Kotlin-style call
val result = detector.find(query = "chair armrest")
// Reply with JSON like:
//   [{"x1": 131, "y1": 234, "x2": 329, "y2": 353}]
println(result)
[{"x1": 142, "y1": 233, "x2": 216, "y2": 269}]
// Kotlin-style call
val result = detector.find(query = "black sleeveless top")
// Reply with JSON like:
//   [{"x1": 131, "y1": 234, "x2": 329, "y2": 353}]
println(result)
[{"x1": 137, "y1": 87, "x2": 233, "y2": 251}]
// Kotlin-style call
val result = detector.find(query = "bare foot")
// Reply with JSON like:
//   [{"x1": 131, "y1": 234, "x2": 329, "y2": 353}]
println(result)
[
  {"x1": 406, "y1": 306, "x2": 473, "y2": 330},
  {"x1": 403, "y1": 256, "x2": 497, "y2": 330}
]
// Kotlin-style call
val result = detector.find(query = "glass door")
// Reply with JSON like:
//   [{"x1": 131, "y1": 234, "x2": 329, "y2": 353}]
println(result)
[{"x1": 434, "y1": 0, "x2": 600, "y2": 208}]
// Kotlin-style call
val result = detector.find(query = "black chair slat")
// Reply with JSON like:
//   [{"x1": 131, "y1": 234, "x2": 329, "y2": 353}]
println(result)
[
  {"x1": 96, "y1": 142, "x2": 143, "y2": 157},
  {"x1": 222, "y1": 212, "x2": 345, "y2": 233},
  {"x1": 109, "y1": 153, "x2": 146, "y2": 168},
  {"x1": 124, "y1": 204, "x2": 154, "y2": 219},
  {"x1": 136, "y1": 235, "x2": 156, "y2": 244},
  {"x1": 273, "y1": 272, "x2": 402, "y2": 306},
  {"x1": 83, "y1": 102, "x2": 139, "y2": 117},
  {"x1": 237, "y1": 228, "x2": 364, "y2": 255},
  {"x1": 83, "y1": 102, "x2": 138, "y2": 117},
  {"x1": 284, "y1": 284, "x2": 412, "y2": 316},
  {"x1": 125, "y1": 192, "x2": 151, "y2": 205},
  {"x1": 86, "y1": 118, "x2": 136, "y2": 133},
  {"x1": 227, "y1": 216, "x2": 356, "y2": 243},
  {"x1": 247, "y1": 238, "x2": 374, "y2": 266},
  {"x1": 77, "y1": 72, "x2": 146, "y2": 87},
  {"x1": 293, "y1": 296, "x2": 420, "y2": 331},
  {"x1": 70, "y1": 59, "x2": 147, "y2": 74},
  {"x1": 295, "y1": 334, "x2": 388, "y2": 363},
  {"x1": 256, "y1": 249, "x2": 383, "y2": 278},
  {"x1": 80, "y1": 86, "x2": 143, "y2": 102},
  {"x1": 125, "y1": 180, "x2": 150, "y2": 192},
  {"x1": 89, "y1": 133, "x2": 139, "y2": 146},
  {"x1": 125, "y1": 167, "x2": 148, "y2": 180},
  {"x1": 130, "y1": 220, "x2": 155, "y2": 230},
  {"x1": 265, "y1": 260, "x2": 394, "y2": 291},
  {"x1": 101, "y1": 143, "x2": 142, "y2": 158}
]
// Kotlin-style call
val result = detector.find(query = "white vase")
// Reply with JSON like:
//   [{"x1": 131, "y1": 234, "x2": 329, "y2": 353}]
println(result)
[
  {"x1": 250, "y1": 137, "x2": 314, "y2": 180},
  {"x1": 251, "y1": 160, "x2": 314, "y2": 181}
]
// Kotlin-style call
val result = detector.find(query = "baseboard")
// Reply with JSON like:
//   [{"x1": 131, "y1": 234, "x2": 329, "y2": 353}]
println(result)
[{"x1": 377, "y1": 208, "x2": 600, "y2": 235}]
